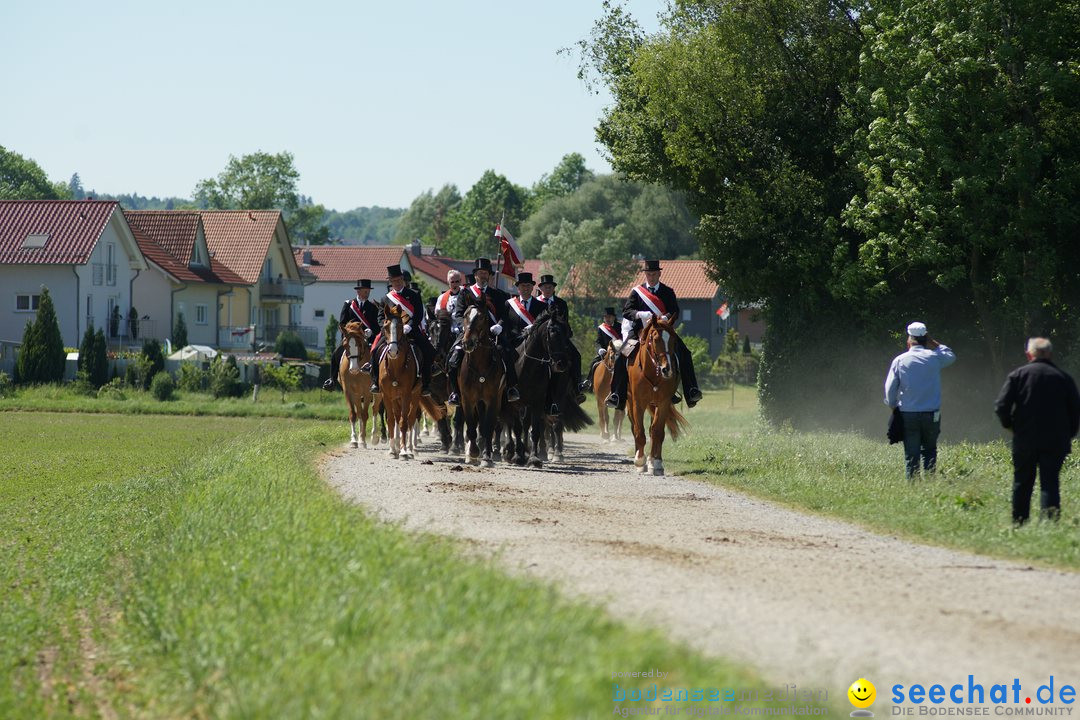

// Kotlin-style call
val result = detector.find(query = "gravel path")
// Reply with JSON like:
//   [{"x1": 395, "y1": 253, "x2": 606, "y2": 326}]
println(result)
[{"x1": 325, "y1": 430, "x2": 1080, "y2": 694}]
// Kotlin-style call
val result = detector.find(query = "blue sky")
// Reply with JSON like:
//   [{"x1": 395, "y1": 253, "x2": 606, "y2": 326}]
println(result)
[{"x1": 1, "y1": 0, "x2": 663, "y2": 211}]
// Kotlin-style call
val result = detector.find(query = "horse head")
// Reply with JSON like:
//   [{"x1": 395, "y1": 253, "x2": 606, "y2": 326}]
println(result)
[
  {"x1": 643, "y1": 314, "x2": 675, "y2": 379},
  {"x1": 341, "y1": 321, "x2": 368, "y2": 373},
  {"x1": 461, "y1": 293, "x2": 491, "y2": 353},
  {"x1": 534, "y1": 309, "x2": 571, "y2": 373},
  {"x1": 382, "y1": 305, "x2": 408, "y2": 360}
]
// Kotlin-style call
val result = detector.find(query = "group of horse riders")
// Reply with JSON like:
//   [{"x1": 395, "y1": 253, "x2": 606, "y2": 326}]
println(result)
[{"x1": 324, "y1": 257, "x2": 701, "y2": 411}]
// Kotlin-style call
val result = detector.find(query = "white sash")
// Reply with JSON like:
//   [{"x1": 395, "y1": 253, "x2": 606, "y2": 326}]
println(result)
[
  {"x1": 509, "y1": 297, "x2": 536, "y2": 327},
  {"x1": 386, "y1": 290, "x2": 415, "y2": 319},
  {"x1": 349, "y1": 299, "x2": 372, "y2": 330},
  {"x1": 469, "y1": 284, "x2": 498, "y2": 322},
  {"x1": 632, "y1": 284, "x2": 667, "y2": 317}
]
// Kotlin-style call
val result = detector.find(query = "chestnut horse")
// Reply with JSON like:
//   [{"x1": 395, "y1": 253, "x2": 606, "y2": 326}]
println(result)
[
  {"x1": 377, "y1": 305, "x2": 444, "y2": 459},
  {"x1": 626, "y1": 315, "x2": 689, "y2": 475},
  {"x1": 593, "y1": 341, "x2": 625, "y2": 442},
  {"x1": 338, "y1": 321, "x2": 373, "y2": 448},
  {"x1": 457, "y1": 291, "x2": 504, "y2": 467}
]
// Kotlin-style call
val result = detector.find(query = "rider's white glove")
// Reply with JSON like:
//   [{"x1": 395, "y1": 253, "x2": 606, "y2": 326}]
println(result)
[
  {"x1": 490, "y1": 323, "x2": 503, "y2": 335},
  {"x1": 403, "y1": 323, "x2": 412, "y2": 334},
  {"x1": 636, "y1": 311, "x2": 653, "y2": 322},
  {"x1": 363, "y1": 328, "x2": 372, "y2": 338}
]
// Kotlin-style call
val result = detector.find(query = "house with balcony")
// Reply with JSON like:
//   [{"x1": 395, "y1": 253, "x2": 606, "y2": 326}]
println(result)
[
  {"x1": 0, "y1": 200, "x2": 148, "y2": 349},
  {"x1": 199, "y1": 210, "x2": 306, "y2": 350},
  {"x1": 292, "y1": 245, "x2": 411, "y2": 351},
  {"x1": 127, "y1": 211, "x2": 246, "y2": 347}
]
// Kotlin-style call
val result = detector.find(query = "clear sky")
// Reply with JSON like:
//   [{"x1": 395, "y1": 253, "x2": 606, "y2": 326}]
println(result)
[{"x1": 1, "y1": 0, "x2": 663, "y2": 211}]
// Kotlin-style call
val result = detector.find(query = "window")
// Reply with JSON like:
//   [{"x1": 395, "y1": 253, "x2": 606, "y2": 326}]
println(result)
[
  {"x1": 106, "y1": 243, "x2": 117, "y2": 286},
  {"x1": 93, "y1": 263, "x2": 103, "y2": 285},
  {"x1": 22, "y1": 233, "x2": 49, "y2": 249},
  {"x1": 314, "y1": 309, "x2": 325, "y2": 319},
  {"x1": 15, "y1": 293, "x2": 41, "y2": 312},
  {"x1": 682, "y1": 309, "x2": 692, "y2": 322},
  {"x1": 195, "y1": 304, "x2": 208, "y2": 325}
]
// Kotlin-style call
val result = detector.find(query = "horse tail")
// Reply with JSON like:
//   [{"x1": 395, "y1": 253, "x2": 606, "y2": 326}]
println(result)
[
  {"x1": 561, "y1": 395, "x2": 593, "y2": 432},
  {"x1": 418, "y1": 394, "x2": 446, "y2": 421},
  {"x1": 665, "y1": 404, "x2": 690, "y2": 441}
]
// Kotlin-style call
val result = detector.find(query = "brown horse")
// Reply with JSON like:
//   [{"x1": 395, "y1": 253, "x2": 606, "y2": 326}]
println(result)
[
  {"x1": 338, "y1": 321, "x2": 373, "y2": 448},
  {"x1": 377, "y1": 306, "x2": 444, "y2": 459},
  {"x1": 626, "y1": 315, "x2": 689, "y2": 475},
  {"x1": 457, "y1": 290, "x2": 504, "y2": 467},
  {"x1": 593, "y1": 341, "x2": 625, "y2": 442}
]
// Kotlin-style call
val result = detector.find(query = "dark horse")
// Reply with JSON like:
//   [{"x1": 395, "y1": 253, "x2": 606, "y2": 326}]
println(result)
[
  {"x1": 507, "y1": 308, "x2": 592, "y2": 467},
  {"x1": 428, "y1": 310, "x2": 465, "y2": 454},
  {"x1": 456, "y1": 289, "x2": 505, "y2": 467}
]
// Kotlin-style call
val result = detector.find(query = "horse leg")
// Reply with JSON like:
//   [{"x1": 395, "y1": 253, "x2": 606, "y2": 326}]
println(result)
[
  {"x1": 598, "y1": 399, "x2": 609, "y2": 441},
  {"x1": 649, "y1": 404, "x2": 667, "y2": 476},
  {"x1": 465, "y1": 407, "x2": 480, "y2": 465},
  {"x1": 615, "y1": 409, "x2": 625, "y2": 442},
  {"x1": 452, "y1": 407, "x2": 465, "y2": 454},
  {"x1": 438, "y1": 416, "x2": 452, "y2": 453},
  {"x1": 527, "y1": 412, "x2": 544, "y2": 468},
  {"x1": 629, "y1": 399, "x2": 648, "y2": 469},
  {"x1": 479, "y1": 404, "x2": 495, "y2": 468},
  {"x1": 348, "y1": 403, "x2": 359, "y2": 448},
  {"x1": 553, "y1": 418, "x2": 564, "y2": 463}
]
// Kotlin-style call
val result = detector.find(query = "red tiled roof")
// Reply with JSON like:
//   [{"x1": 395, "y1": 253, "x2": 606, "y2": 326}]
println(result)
[
  {"x1": 126, "y1": 216, "x2": 245, "y2": 285},
  {"x1": 293, "y1": 245, "x2": 407, "y2": 283},
  {"x1": 617, "y1": 260, "x2": 719, "y2": 299},
  {"x1": 125, "y1": 210, "x2": 201, "y2": 265},
  {"x1": 0, "y1": 200, "x2": 119, "y2": 265},
  {"x1": 407, "y1": 253, "x2": 457, "y2": 286},
  {"x1": 199, "y1": 210, "x2": 284, "y2": 284}
]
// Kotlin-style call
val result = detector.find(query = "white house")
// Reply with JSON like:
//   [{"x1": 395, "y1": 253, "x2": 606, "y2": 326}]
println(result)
[
  {"x1": 127, "y1": 210, "x2": 244, "y2": 347},
  {"x1": 0, "y1": 200, "x2": 148, "y2": 348},
  {"x1": 292, "y1": 245, "x2": 411, "y2": 351}
]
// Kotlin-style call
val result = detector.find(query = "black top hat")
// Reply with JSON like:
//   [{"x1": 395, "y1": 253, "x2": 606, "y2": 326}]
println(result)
[
  {"x1": 465, "y1": 274, "x2": 475, "y2": 285},
  {"x1": 386, "y1": 264, "x2": 404, "y2": 279},
  {"x1": 474, "y1": 257, "x2": 493, "y2": 272},
  {"x1": 410, "y1": 282, "x2": 420, "y2": 291},
  {"x1": 643, "y1": 259, "x2": 662, "y2": 271},
  {"x1": 403, "y1": 270, "x2": 413, "y2": 282},
  {"x1": 538, "y1": 274, "x2": 557, "y2": 287},
  {"x1": 604, "y1": 306, "x2": 616, "y2": 316},
  {"x1": 354, "y1": 278, "x2": 372, "y2": 289},
  {"x1": 515, "y1": 272, "x2": 535, "y2": 286}
]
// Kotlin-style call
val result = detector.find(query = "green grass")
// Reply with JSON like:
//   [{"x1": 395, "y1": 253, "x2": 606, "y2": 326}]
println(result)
[
  {"x1": 2, "y1": 411, "x2": 801, "y2": 718},
  {"x1": 664, "y1": 386, "x2": 1080, "y2": 571},
  {"x1": 0, "y1": 384, "x2": 348, "y2": 419}
]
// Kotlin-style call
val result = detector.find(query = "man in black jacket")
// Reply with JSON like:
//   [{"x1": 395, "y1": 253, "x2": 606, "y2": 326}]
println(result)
[
  {"x1": 994, "y1": 337, "x2": 1080, "y2": 524},
  {"x1": 606, "y1": 260, "x2": 702, "y2": 410},
  {"x1": 369, "y1": 265, "x2": 434, "y2": 397},
  {"x1": 323, "y1": 279, "x2": 380, "y2": 391},
  {"x1": 581, "y1": 307, "x2": 620, "y2": 392},
  {"x1": 535, "y1": 274, "x2": 585, "y2": 404}
]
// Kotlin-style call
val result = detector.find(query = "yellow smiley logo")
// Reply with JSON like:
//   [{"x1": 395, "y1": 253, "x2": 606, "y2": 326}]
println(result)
[{"x1": 848, "y1": 678, "x2": 876, "y2": 709}]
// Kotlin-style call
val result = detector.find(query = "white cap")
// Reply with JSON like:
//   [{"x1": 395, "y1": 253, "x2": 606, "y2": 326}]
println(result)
[{"x1": 907, "y1": 321, "x2": 927, "y2": 337}]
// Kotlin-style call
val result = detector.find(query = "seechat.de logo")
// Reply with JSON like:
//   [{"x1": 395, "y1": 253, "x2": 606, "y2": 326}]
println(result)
[{"x1": 850, "y1": 678, "x2": 878, "y2": 717}]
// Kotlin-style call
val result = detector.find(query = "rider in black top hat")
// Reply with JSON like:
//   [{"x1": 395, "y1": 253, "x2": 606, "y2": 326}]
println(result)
[
  {"x1": 323, "y1": 278, "x2": 380, "y2": 391},
  {"x1": 534, "y1": 273, "x2": 586, "y2": 405},
  {"x1": 503, "y1": 271, "x2": 545, "y2": 347},
  {"x1": 581, "y1": 306, "x2": 621, "y2": 392},
  {"x1": 447, "y1": 257, "x2": 521, "y2": 405},
  {"x1": 606, "y1": 259, "x2": 703, "y2": 409},
  {"x1": 368, "y1": 264, "x2": 434, "y2": 396}
]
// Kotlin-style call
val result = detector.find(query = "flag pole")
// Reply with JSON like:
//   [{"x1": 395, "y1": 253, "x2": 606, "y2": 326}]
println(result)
[{"x1": 495, "y1": 211, "x2": 505, "y2": 290}]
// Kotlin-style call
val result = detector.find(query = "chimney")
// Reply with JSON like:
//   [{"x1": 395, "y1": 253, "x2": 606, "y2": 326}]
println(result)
[
  {"x1": 302, "y1": 250, "x2": 312, "y2": 266},
  {"x1": 411, "y1": 238, "x2": 422, "y2": 257}
]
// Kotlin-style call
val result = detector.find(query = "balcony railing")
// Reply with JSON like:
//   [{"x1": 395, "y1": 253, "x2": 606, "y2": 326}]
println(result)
[
  {"x1": 259, "y1": 279, "x2": 304, "y2": 302},
  {"x1": 264, "y1": 325, "x2": 318, "y2": 347},
  {"x1": 219, "y1": 325, "x2": 256, "y2": 348}
]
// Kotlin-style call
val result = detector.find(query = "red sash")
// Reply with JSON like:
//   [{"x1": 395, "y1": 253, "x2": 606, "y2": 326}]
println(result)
[
  {"x1": 632, "y1": 284, "x2": 667, "y2": 317},
  {"x1": 599, "y1": 323, "x2": 619, "y2": 341},
  {"x1": 509, "y1": 297, "x2": 536, "y2": 327},
  {"x1": 370, "y1": 332, "x2": 381, "y2": 352},
  {"x1": 469, "y1": 284, "x2": 498, "y2": 322},
  {"x1": 386, "y1": 290, "x2": 415, "y2": 318},
  {"x1": 349, "y1": 299, "x2": 372, "y2": 330}
]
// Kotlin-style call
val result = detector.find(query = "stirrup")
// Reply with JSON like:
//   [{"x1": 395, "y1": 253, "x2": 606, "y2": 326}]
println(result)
[
  {"x1": 606, "y1": 393, "x2": 619, "y2": 409},
  {"x1": 687, "y1": 387, "x2": 703, "y2": 403},
  {"x1": 322, "y1": 378, "x2": 335, "y2": 391},
  {"x1": 360, "y1": 361, "x2": 371, "y2": 373},
  {"x1": 548, "y1": 403, "x2": 561, "y2": 417},
  {"x1": 370, "y1": 383, "x2": 380, "y2": 394},
  {"x1": 579, "y1": 379, "x2": 592, "y2": 392},
  {"x1": 421, "y1": 385, "x2": 432, "y2": 397},
  {"x1": 448, "y1": 392, "x2": 460, "y2": 406},
  {"x1": 672, "y1": 392, "x2": 682, "y2": 404},
  {"x1": 506, "y1": 386, "x2": 521, "y2": 402}
]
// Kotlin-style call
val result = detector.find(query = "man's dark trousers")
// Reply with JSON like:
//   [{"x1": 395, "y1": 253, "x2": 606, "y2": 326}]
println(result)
[
  {"x1": 1012, "y1": 448, "x2": 1064, "y2": 524},
  {"x1": 901, "y1": 411, "x2": 940, "y2": 478}
]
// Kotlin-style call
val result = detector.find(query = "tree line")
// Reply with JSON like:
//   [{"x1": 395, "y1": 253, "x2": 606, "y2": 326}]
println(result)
[{"x1": 577, "y1": 0, "x2": 1080, "y2": 435}]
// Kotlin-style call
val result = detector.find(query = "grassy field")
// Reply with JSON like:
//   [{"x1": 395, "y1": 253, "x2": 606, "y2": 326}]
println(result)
[
  {"x1": 2, "y1": 411, "x2": 795, "y2": 719},
  {"x1": 660, "y1": 385, "x2": 1080, "y2": 570}
]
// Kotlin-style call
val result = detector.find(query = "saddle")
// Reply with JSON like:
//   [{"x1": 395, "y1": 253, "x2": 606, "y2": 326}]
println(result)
[
  {"x1": 378, "y1": 339, "x2": 421, "y2": 379},
  {"x1": 618, "y1": 338, "x2": 638, "y2": 358}
]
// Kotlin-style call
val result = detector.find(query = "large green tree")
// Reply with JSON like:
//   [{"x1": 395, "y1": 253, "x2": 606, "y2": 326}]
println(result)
[
  {"x1": 840, "y1": 0, "x2": 1080, "y2": 376},
  {"x1": 539, "y1": 218, "x2": 638, "y2": 305},
  {"x1": 0, "y1": 146, "x2": 70, "y2": 200},
  {"x1": 194, "y1": 151, "x2": 329, "y2": 244},
  {"x1": 394, "y1": 184, "x2": 461, "y2": 246},
  {"x1": 528, "y1": 152, "x2": 595, "y2": 214},
  {"x1": 444, "y1": 171, "x2": 530, "y2": 260}
]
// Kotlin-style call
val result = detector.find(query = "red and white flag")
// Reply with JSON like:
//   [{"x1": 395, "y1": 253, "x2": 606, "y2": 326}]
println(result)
[
  {"x1": 717, "y1": 301, "x2": 730, "y2": 320},
  {"x1": 495, "y1": 223, "x2": 523, "y2": 279}
]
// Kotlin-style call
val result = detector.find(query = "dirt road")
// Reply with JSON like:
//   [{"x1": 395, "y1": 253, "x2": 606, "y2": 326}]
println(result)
[{"x1": 325, "y1": 430, "x2": 1080, "y2": 695}]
